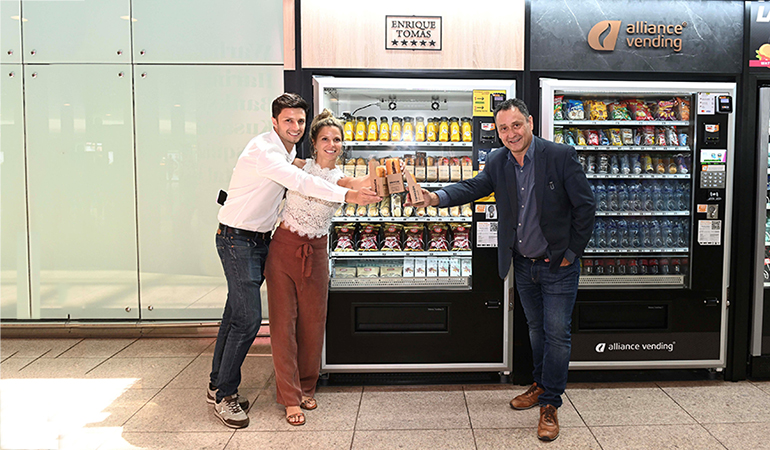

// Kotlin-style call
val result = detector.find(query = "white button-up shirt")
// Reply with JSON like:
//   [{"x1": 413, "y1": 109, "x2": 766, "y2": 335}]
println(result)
[{"x1": 217, "y1": 128, "x2": 348, "y2": 233}]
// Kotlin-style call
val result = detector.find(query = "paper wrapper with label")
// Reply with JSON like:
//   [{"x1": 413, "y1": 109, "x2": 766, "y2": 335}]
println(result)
[
  {"x1": 404, "y1": 169, "x2": 425, "y2": 205},
  {"x1": 368, "y1": 159, "x2": 388, "y2": 196},
  {"x1": 385, "y1": 158, "x2": 405, "y2": 194}
]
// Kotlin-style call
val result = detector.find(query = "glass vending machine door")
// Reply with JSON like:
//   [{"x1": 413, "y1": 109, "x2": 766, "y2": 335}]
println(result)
[{"x1": 752, "y1": 87, "x2": 770, "y2": 359}]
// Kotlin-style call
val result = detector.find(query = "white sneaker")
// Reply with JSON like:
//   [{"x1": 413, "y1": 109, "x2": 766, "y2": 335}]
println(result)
[
  {"x1": 207, "y1": 383, "x2": 249, "y2": 411},
  {"x1": 213, "y1": 395, "x2": 249, "y2": 429}
]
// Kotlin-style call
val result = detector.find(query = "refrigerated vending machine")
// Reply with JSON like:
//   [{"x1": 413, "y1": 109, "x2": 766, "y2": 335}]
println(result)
[
  {"x1": 312, "y1": 76, "x2": 515, "y2": 373},
  {"x1": 751, "y1": 87, "x2": 770, "y2": 376},
  {"x1": 540, "y1": 79, "x2": 735, "y2": 370}
]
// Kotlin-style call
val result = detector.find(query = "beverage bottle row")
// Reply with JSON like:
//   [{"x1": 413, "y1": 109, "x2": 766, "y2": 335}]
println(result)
[
  {"x1": 579, "y1": 153, "x2": 690, "y2": 175},
  {"x1": 582, "y1": 257, "x2": 688, "y2": 276},
  {"x1": 587, "y1": 217, "x2": 690, "y2": 249},
  {"x1": 591, "y1": 180, "x2": 690, "y2": 212}
]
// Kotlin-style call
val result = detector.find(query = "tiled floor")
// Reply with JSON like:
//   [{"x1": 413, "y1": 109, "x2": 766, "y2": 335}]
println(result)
[{"x1": 2, "y1": 337, "x2": 770, "y2": 450}]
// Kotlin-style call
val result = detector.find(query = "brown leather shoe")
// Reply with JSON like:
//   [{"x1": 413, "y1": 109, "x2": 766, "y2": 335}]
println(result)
[
  {"x1": 538, "y1": 405, "x2": 559, "y2": 441},
  {"x1": 509, "y1": 383, "x2": 544, "y2": 410}
]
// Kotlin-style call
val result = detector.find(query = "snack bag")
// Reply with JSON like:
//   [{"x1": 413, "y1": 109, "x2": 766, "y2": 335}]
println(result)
[
  {"x1": 428, "y1": 223, "x2": 450, "y2": 252},
  {"x1": 625, "y1": 100, "x2": 653, "y2": 121},
  {"x1": 357, "y1": 223, "x2": 380, "y2": 251},
  {"x1": 589, "y1": 100, "x2": 608, "y2": 120},
  {"x1": 450, "y1": 224, "x2": 472, "y2": 251},
  {"x1": 675, "y1": 97, "x2": 691, "y2": 121},
  {"x1": 566, "y1": 99, "x2": 585, "y2": 120},
  {"x1": 609, "y1": 102, "x2": 632, "y2": 120},
  {"x1": 554, "y1": 128, "x2": 564, "y2": 144},
  {"x1": 609, "y1": 128, "x2": 623, "y2": 146},
  {"x1": 656, "y1": 127, "x2": 667, "y2": 146},
  {"x1": 563, "y1": 129, "x2": 576, "y2": 146},
  {"x1": 641, "y1": 154, "x2": 654, "y2": 173},
  {"x1": 598, "y1": 129, "x2": 610, "y2": 145},
  {"x1": 404, "y1": 224, "x2": 425, "y2": 251},
  {"x1": 620, "y1": 128, "x2": 634, "y2": 146},
  {"x1": 665, "y1": 127, "x2": 679, "y2": 146},
  {"x1": 381, "y1": 223, "x2": 403, "y2": 251},
  {"x1": 554, "y1": 95, "x2": 565, "y2": 120},
  {"x1": 586, "y1": 129, "x2": 600, "y2": 146},
  {"x1": 572, "y1": 128, "x2": 587, "y2": 146},
  {"x1": 642, "y1": 126, "x2": 656, "y2": 146},
  {"x1": 656, "y1": 100, "x2": 676, "y2": 121},
  {"x1": 678, "y1": 133, "x2": 688, "y2": 146},
  {"x1": 333, "y1": 224, "x2": 356, "y2": 252}
]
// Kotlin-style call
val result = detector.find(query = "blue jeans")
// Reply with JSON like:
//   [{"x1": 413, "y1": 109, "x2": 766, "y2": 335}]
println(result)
[
  {"x1": 513, "y1": 254, "x2": 580, "y2": 408},
  {"x1": 210, "y1": 230, "x2": 269, "y2": 402}
]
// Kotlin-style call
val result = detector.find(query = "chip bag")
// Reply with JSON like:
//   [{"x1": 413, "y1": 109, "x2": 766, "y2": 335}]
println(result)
[
  {"x1": 566, "y1": 99, "x2": 585, "y2": 120},
  {"x1": 450, "y1": 223, "x2": 472, "y2": 251},
  {"x1": 381, "y1": 223, "x2": 403, "y2": 251},
  {"x1": 554, "y1": 95, "x2": 565, "y2": 120},
  {"x1": 428, "y1": 223, "x2": 450, "y2": 252},
  {"x1": 404, "y1": 224, "x2": 425, "y2": 251},
  {"x1": 357, "y1": 223, "x2": 380, "y2": 251},
  {"x1": 589, "y1": 100, "x2": 608, "y2": 121},
  {"x1": 675, "y1": 97, "x2": 690, "y2": 121},
  {"x1": 656, "y1": 100, "x2": 676, "y2": 121},
  {"x1": 609, "y1": 102, "x2": 632, "y2": 121},
  {"x1": 333, "y1": 224, "x2": 356, "y2": 252}
]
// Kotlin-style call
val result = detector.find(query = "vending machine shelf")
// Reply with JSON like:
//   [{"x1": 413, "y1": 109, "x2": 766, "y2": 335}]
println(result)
[
  {"x1": 587, "y1": 174, "x2": 691, "y2": 180},
  {"x1": 332, "y1": 217, "x2": 473, "y2": 223},
  {"x1": 579, "y1": 275, "x2": 685, "y2": 287},
  {"x1": 345, "y1": 141, "x2": 473, "y2": 148},
  {"x1": 595, "y1": 211, "x2": 690, "y2": 216},
  {"x1": 330, "y1": 276, "x2": 471, "y2": 291},
  {"x1": 554, "y1": 120, "x2": 689, "y2": 126},
  {"x1": 575, "y1": 146, "x2": 689, "y2": 152},
  {"x1": 585, "y1": 248, "x2": 688, "y2": 254}
]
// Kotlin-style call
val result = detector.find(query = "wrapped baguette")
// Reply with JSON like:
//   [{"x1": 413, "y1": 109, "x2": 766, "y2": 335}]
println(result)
[
  {"x1": 334, "y1": 204, "x2": 344, "y2": 217},
  {"x1": 345, "y1": 203, "x2": 357, "y2": 217},
  {"x1": 403, "y1": 205, "x2": 414, "y2": 217},
  {"x1": 427, "y1": 206, "x2": 438, "y2": 217},
  {"x1": 450, "y1": 206, "x2": 460, "y2": 217},
  {"x1": 391, "y1": 194, "x2": 402, "y2": 218},
  {"x1": 416, "y1": 207, "x2": 426, "y2": 217},
  {"x1": 356, "y1": 204, "x2": 368, "y2": 217},
  {"x1": 438, "y1": 207, "x2": 449, "y2": 217},
  {"x1": 368, "y1": 202, "x2": 379, "y2": 217},
  {"x1": 461, "y1": 203, "x2": 473, "y2": 217},
  {"x1": 379, "y1": 196, "x2": 391, "y2": 217}
]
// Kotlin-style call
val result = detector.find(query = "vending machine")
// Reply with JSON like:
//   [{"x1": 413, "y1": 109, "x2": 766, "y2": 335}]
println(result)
[
  {"x1": 312, "y1": 76, "x2": 514, "y2": 373},
  {"x1": 540, "y1": 79, "x2": 735, "y2": 370},
  {"x1": 751, "y1": 87, "x2": 770, "y2": 376}
]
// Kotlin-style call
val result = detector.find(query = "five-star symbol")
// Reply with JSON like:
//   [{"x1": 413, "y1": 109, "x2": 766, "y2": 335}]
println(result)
[{"x1": 390, "y1": 39, "x2": 438, "y2": 48}]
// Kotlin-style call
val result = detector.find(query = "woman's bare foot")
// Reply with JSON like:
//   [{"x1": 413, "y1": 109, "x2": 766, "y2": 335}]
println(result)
[
  {"x1": 300, "y1": 397, "x2": 317, "y2": 410},
  {"x1": 285, "y1": 406, "x2": 305, "y2": 426}
]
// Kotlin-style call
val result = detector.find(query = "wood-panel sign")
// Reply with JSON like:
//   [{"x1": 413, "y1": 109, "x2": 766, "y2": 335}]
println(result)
[{"x1": 385, "y1": 16, "x2": 442, "y2": 51}]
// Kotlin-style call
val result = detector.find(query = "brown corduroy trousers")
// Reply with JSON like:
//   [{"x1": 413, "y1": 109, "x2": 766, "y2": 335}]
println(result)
[{"x1": 264, "y1": 226, "x2": 330, "y2": 407}]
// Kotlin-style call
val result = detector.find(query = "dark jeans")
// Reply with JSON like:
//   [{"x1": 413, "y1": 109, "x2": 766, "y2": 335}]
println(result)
[
  {"x1": 513, "y1": 254, "x2": 580, "y2": 408},
  {"x1": 210, "y1": 230, "x2": 269, "y2": 402}
]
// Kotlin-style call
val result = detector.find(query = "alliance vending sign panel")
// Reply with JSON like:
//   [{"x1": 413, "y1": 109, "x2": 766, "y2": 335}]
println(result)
[{"x1": 530, "y1": 0, "x2": 742, "y2": 73}]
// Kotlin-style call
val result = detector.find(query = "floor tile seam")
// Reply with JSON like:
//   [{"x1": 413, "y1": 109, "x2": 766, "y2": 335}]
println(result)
[
  {"x1": 221, "y1": 429, "x2": 237, "y2": 450},
  {"x1": 461, "y1": 386, "x2": 479, "y2": 450},
  {"x1": 117, "y1": 387, "x2": 165, "y2": 428},
  {"x1": 565, "y1": 390, "x2": 605, "y2": 450},
  {"x1": 655, "y1": 380, "x2": 703, "y2": 425},
  {"x1": 467, "y1": 424, "x2": 589, "y2": 430},
  {"x1": 92, "y1": 337, "x2": 140, "y2": 361},
  {"x1": 84, "y1": 341, "x2": 180, "y2": 376},
  {"x1": 53, "y1": 338, "x2": 85, "y2": 358},
  {"x1": 349, "y1": 382, "x2": 365, "y2": 449},
  {"x1": 17, "y1": 349, "x2": 51, "y2": 371},
  {"x1": 1, "y1": 350, "x2": 19, "y2": 362},
  {"x1": 162, "y1": 354, "x2": 207, "y2": 392}
]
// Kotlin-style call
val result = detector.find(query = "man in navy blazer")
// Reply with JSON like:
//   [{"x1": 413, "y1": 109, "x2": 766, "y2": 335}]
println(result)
[{"x1": 413, "y1": 98, "x2": 595, "y2": 441}]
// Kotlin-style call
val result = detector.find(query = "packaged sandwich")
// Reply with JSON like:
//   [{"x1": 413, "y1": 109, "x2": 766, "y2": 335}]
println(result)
[
  {"x1": 450, "y1": 157, "x2": 461, "y2": 182},
  {"x1": 403, "y1": 205, "x2": 414, "y2": 217},
  {"x1": 450, "y1": 205, "x2": 461, "y2": 217},
  {"x1": 415, "y1": 152, "x2": 427, "y2": 182},
  {"x1": 391, "y1": 194, "x2": 402, "y2": 218},
  {"x1": 357, "y1": 223, "x2": 380, "y2": 251},
  {"x1": 439, "y1": 207, "x2": 450, "y2": 217},
  {"x1": 333, "y1": 205, "x2": 344, "y2": 217},
  {"x1": 462, "y1": 203, "x2": 473, "y2": 217},
  {"x1": 367, "y1": 201, "x2": 379, "y2": 217},
  {"x1": 438, "y1": 157, "x2": 450, "y2": 182},
  {"x1": 416, "y1": 207, "x2": 426, "y2": 217},
  {"x1": 345, "y1": 203, "x2": 357, "y2": 217},
  {"x1": 428, "y1": 223, "x2": 450, "y2": 252},
  {"x1": 356, "y1": 204, "x2": 368, "y2": 217},
  {"x1": 450, "y1": 223, "x2": 472, "y2": 251},
  {"x1": 333, "y1": 224, "x2": 356, "y2": 252},
  {"x1": 381, "y1": 223, "x2": 403, "y2": 251},
  {"x1": 379, "y1": 196, "x2": 391, "y2": 217},
  {"x1": 426, "y1": 206, "x2": 438, "y2": 217},
  {"x1": 426, "y1": 156, "x2": 438, "y2": 182},
  {"x1": 461, "y1": 156, "x2": 473, "y2": 180},
  {"x1": 404, "y1": 224, "x2": 425, "y2": 251}
]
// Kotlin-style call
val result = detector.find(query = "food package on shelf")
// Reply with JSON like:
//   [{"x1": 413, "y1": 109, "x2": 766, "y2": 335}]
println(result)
[
  {"x1": 391, "y1": 194, "x2": 402, "y2": 218},
  {"x1": 450, "y1": 223, "x2": 472, "y2": 251},
  {"x1": 379, "y1": 196, "x2": 391, "y2": 217},
  {"x1": 333, "y1": 224, "x2": 356, "y2": 252},
  {"x1": 427, "y1": 223, "x2": 450, "y2": 252},
  {"x1": 381, "y1": 223, "x2": 403, "y2": 251},
  {"x1": 404, "y1": 224, "x2": 425, "y2": 251},
  {"x1": 357, "y1": 223, "x2": 380, "y2": 251},
  {"x1": 462, "y1": 203, "x2": 473, "y2": 217}
]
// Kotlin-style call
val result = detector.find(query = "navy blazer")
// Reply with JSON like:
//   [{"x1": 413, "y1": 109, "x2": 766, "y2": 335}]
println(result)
[{"x1": 439, "y1": 136, "x2": 596, "y2": 279}]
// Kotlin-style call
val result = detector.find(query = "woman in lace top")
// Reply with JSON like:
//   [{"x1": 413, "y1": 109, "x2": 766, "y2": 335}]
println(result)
[{"x1": 264, "y1": 109, "x2": 371, "y2": 426}]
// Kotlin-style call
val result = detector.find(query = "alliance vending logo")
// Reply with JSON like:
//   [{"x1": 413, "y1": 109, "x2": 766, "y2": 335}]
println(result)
[
  {"x1": 595, "y1": 341, "x2": 676, "y2": 353},
  {"x1": 588, "y1": 20, "x2": 686, "y2": 52}
]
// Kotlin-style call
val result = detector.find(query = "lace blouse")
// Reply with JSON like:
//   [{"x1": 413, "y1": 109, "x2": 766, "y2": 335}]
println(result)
[{"x1": 280, "y1": 159, "x2": 345, "y2": 238}]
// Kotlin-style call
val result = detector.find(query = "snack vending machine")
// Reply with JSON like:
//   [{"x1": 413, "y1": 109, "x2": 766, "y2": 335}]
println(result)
[
  {"x1": 751, "y1": 87, "x2": 770, "y2": 375},
  {"x1": 312, "y1": 76, "x2": 515, "y2": 373},
  {"x1": 540, "y1": 79, "x2": 735, "y2": 370}
]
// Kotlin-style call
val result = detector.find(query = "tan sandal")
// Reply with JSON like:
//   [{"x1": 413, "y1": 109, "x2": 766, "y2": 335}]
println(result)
[
  {"x1": 300, "y1": 398, "x2": 317, "y2": 410},
  {"x1": 286, "y1": 411, "x2": 305, "y2": 426}
]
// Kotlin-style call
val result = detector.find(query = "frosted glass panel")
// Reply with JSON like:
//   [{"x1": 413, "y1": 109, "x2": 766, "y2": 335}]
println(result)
[
  {"x1": 1, "y1": 66, "x2": 29, "y2": 319},
  {"x1": 0, "y1": 1, "x2": 21, "y2": 63},
  {"x1": 25, "y1": 65, "x2": 138, "y2": 319},
  {"x1": 134, "y1": 65, "x2": 282, "y2": 319},
  {"x1": 22, "y1": 0, "x2": 131, "y2": 63},
  {"x1": 132, "y1": 0, "x2": 282, "y2": 63}
]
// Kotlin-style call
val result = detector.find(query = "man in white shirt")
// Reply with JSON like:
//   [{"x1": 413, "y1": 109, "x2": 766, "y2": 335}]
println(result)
[{"x1": 208, "y1": 93, "x2": 380, "y2": 428}]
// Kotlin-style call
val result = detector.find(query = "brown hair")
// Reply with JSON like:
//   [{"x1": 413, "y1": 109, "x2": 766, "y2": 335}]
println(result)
[
  {"x1": 271, "y1": 93, "x2": 309, "y2": 119},
  {"x1": 493, "y1": 98, "x2": 531, "y2": 121}
]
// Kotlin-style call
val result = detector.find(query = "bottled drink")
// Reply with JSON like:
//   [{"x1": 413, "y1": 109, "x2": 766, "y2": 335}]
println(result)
[
  {"x1": 595, "y1": 219, "x2": 607, "y2": 248},
  {"x1": 640, "y1": 220, "x2": 652, "y2": 248},
  {"x1": 617, "y1": 219, "x2": 629, "y2": 248},
  {"x1": 608, "y1": 183, "x2": 619, "y2": 211},
  {"x1": 660, "y1": 258, "x2": 670, "y2": 275},
  {"x1": 639, "y1": 258, "x2": 649, "y2": 275},
  {"x1": 661, "y1": 219, "x2": 674, "y2": 247},
  {"x1": 641, "y1": 182, "x2": 653, "y2": 211},
  {"x1": 598, "y1": 154, "x2": 610, "y2": 174},
  {"x1": 663, "y1": 181, "x2": 676, "y2": 211},
  {"x1": 681, "y1": 258, "x2": 689, "y2": 275},
  {"x1": 620, "y1": 154, "x2": 631, "y2": 174},
  {"x1": 595, "y1": 182, "x2": 608, "y2": 211},
  {"x1": 652, "y1": 182, "x2": 664, "y2": 211},
  {"x1": 672, "y1": 221, "x2": 683, "y2": 247},
  {"x1": 616, "y1": 258, "x2": 627, "y2": 275},
  {"x1": 610, "y1": 155, "x2": 620, "y2": 174},
  {"x1": 583, "y1": 258, "x2": 594, "y2": 275},
  {"x1": 631, "y1": 153, "x2": 643, "y2": 174},
  {"x1": 587, "y1": 155, "x2": 596, "y2": 174},
  {"x1": 607, "y1": 219, "x2": 619, "y2": 248},
  {"x1": 649, "y1": 258, "x2": 660, "y2": 275},
  {"x1": 594, "y1": 259, "x2": 605, "y2": 275},
  {"x1": 671, "y1": 258, "x2": 681, "y2": 274},
  {"x1": 628, "y1": 258, "x2": 639, "y2": 274},
  {"x1": 650, "y1": 219, "x2": 664, "y2": 248},
  {"x1": 629, "y1": 181, "x2": 642, "y2": 211},
  {"x1": 618, "y1": 182, "x2": 630, "y2": 211},
  {"x1": 628, "y1": 219, "x2": 641, "y2": 248},
  {"x1": 605, "y1": 258, "x2": 616, "y2": 275},
  {"x1": 681, "y1": 181, "x2": 691, "y2": 208}
]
